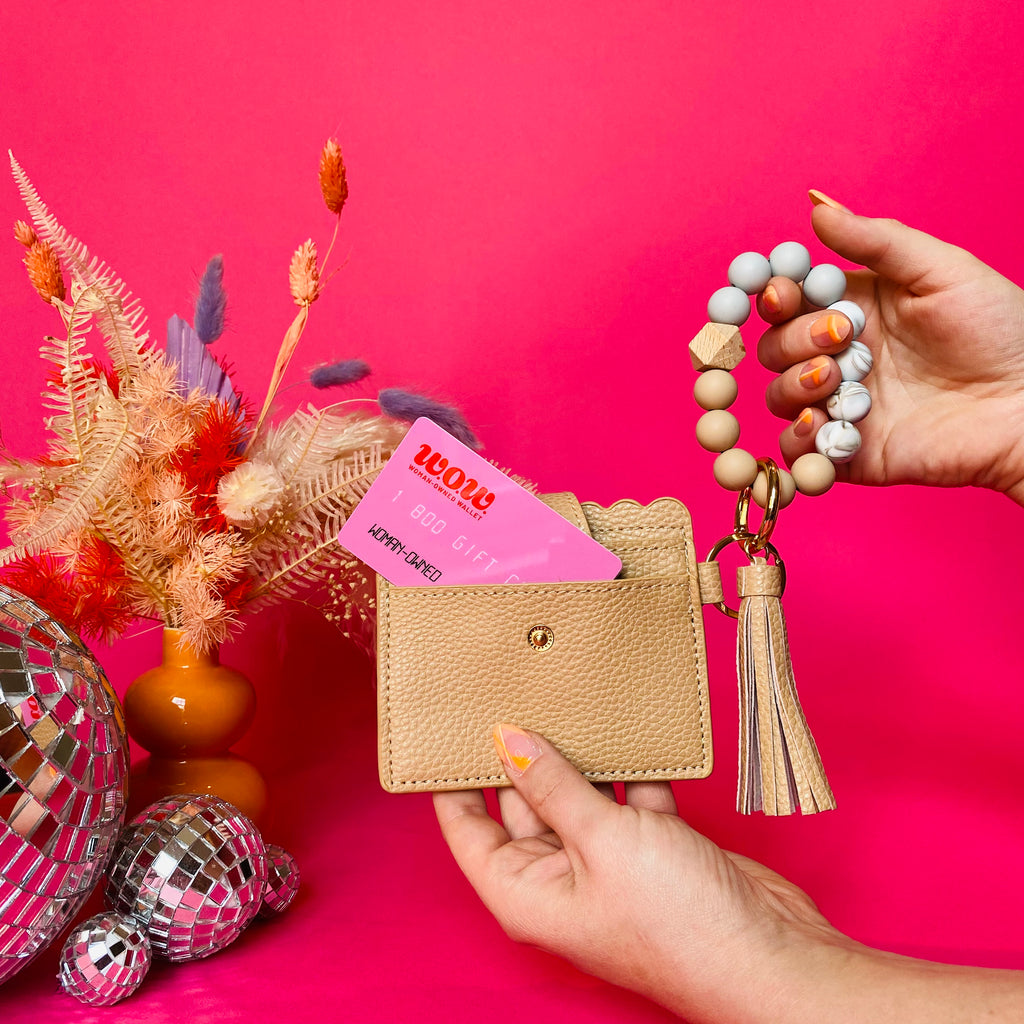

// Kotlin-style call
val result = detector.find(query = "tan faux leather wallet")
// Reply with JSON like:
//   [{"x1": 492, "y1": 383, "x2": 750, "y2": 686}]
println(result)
[{"x1": 376, "y1": 493, "x2": 715, "y2": 792}]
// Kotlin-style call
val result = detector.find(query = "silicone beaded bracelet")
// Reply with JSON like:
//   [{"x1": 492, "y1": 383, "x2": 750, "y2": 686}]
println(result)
[{"x1": 691, "y1": 241, "x2": 872, "y2": 503}]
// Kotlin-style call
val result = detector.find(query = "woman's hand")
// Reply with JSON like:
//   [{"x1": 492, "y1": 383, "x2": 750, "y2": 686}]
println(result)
[
  {"x1": 434, "y1": 724, "x2": 851, "y2": 1022},
  {"x1": 437, "y1": 725, "x2": 1024, "y2": 1022},
  {"x1": 758, "y1": 199, "x2": 1024, "y2": 504}
]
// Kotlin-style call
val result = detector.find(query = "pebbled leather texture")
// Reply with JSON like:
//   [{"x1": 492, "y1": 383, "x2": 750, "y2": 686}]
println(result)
[{"x1": 377, "y1": 495, "x2": 713, "y2": 792}]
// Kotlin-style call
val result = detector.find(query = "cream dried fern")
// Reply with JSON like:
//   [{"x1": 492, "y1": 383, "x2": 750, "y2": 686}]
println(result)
[
  {"x1": 91, "y1": 499, "x2": 173, "y2": 620},
  {"x1": 0, "y1": 393, "x2": 140, "y2": 566},
  {"x1": 258, "y1": 406, "x2": 405, "y2": 490},
  {"x1": 10, "y1": 152, "x2": 148, "y2": 382},
  {"x1": 244, "y1": 445, "x2": 385, "y2": 608},
  {"x1": 0, "y1": 286, "x2": 143, "y2": 566}
]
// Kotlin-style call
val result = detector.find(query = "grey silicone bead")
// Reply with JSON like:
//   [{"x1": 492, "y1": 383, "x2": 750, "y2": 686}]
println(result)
[
  {"x1": 727, "y1": 252, "x2": 772, "y2": 294},
  {"x1": 827, "y1": 299, "x2": 866, "y2": 338},
  {"x1": 827, "y1": 380, "x2": 871, "y2": 422},
  {"x1": 768, "y1": 241, "x2": 811, "y2": 282},
  {"x1": 802, "y1": 263, "x2": 847, "y2": 307},
  {"x1": 815, "y1": 419, "x2": 862, "y2": 463},
  {"x1": 834, "y1": 339, "x2": 873, "y2": 382},
  {"x1": 707, "y1": 286, "x2": 751, "y2": 326}
]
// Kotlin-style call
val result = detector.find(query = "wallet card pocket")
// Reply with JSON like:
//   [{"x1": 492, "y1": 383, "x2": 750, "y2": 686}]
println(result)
[{"x1": 376, "y1": 498, "x2": 713, "y2": 792}]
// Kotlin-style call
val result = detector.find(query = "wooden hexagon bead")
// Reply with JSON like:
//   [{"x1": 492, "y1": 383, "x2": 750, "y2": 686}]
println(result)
[
  {"x1": 790, "y1": 452, "x2": 836, "y2": 496},
  {"x1": 689, "y1": 322, "x2": 746, "y2": 372},
  {"x1": 713, "y1": 447, "x2": 758, "y2": 490},
  {"x1": 752, "y1": 467, "x2": 796, "y2": 509},
  {"x1": 693, "y1": 369, "x2": 738, "y2": 410},
  {"x1": 695, "y1": 410, "x2": 740, "y2": 452}
]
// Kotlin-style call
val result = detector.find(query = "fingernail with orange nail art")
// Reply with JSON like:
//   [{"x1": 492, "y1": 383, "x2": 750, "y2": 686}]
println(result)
[
  {"x1": 811, "y1": 313, "x2": 852, "y2": 349},
  {"x1": 808, "y1": 189, "x2": 852, "y2": 213},
  {"x1": 799, "y1": 356, "x2": 831, "y2": 389},
  {"x1": 793, "y1": 408, "x2": 815, "y2": 438},
  {"x1": 494, "y1": 724, "x2": 541, "y2": 777},
  {"x1": 762, "y1": 282, "x2": 782, "y2": 314}
]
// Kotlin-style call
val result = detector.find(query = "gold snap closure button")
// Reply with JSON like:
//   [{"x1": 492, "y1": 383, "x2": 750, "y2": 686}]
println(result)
[{"x1": 527, "y1": 625, "x2": 554, "y2": 652}]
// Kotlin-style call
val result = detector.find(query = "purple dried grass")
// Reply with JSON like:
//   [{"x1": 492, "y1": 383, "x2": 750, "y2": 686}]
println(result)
[
  {"x1": 377, "y1": 388, "x2": 479, "y2": 449},
  {"x1": 166, "y1": 315, "x2": 241, "y2": 410},
  {"x1": 310, "y1": 358, "x2": 371, "y2": 389},
  {"x1": 194, "y1": 255, "x2": 227, "y2": 344}
]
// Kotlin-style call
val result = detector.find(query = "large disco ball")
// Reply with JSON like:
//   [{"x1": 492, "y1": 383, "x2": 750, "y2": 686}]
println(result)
[{"x1": 0, "y1": 584, "x2": 128, "y2": 985}]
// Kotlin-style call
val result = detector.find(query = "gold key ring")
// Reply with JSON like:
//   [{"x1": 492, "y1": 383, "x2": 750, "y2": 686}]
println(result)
[
  {"x1": 734, "y1": 457, "x2": 781, "y2": 555},
  {"x1": 705, "y1": 533, "x2": 786, "y2": 619}
]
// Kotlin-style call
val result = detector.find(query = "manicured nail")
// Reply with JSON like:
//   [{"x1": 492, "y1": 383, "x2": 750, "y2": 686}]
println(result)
[
  {"x1": 793, "y1": 408, "x2": 815, "y2": 438},
  {"x1": 799, "y1": 356, "x2": 831, "y2": 389},
  {"x1": 494, "y1": 724, "x2": 541, "y2": 776},
  {"x1": 762, "y1": 282, "x2": 782, "y2": 314},
  {"x1": 811, "y1": 313, "x2": 852, "y2": 349},
  {"x1": 808, "y1": 188, "x2": 852, "y2": 213}
]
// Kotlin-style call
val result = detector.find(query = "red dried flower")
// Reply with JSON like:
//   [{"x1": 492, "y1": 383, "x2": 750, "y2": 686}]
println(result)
[
  {"x1": 1, "y1": 553, "x2": 77, "y2": 630},
  {"x1": 2, "y1": 540, "x2": 137, "y2": 644},
  {"x1": 71, "y1": 537, "x2": 135, "y2": 643},
  {"x1": 218, "y1": 574, "x2": 257, "y2": 612},
  {"x1": 170, "y1": 399, "x2": 251, "y2": 531}
]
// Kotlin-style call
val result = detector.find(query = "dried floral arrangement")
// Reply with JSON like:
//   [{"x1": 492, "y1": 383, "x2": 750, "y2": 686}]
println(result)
[{"x1": 0, "y1": 142, "x2": 479, "y2": 651}]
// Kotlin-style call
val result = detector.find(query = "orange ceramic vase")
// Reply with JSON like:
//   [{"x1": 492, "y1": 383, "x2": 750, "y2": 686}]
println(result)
[{"x1": 124, "y1": 628, "x2": 267, "y2": 824}]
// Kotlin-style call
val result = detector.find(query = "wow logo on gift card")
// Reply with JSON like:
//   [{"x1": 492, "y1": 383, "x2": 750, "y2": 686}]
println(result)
[
  {"x1": 338, "y1": 418, "x2": 622, "y2": 587},
  {"x1": 407, "y1": 436, "x2": 497, "y2": 516}
]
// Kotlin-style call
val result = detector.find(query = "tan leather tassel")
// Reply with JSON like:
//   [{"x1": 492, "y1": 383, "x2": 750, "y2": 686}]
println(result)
[{"x1": 736, "y1": 559, "x2": 835, "y2": 815}]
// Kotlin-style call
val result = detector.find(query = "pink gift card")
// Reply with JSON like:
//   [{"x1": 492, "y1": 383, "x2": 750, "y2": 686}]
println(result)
[{"x1": 338, "y1": 418, "x2": 621, "y2": 587}]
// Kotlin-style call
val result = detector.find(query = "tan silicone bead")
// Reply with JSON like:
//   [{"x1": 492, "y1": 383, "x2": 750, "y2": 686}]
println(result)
[
  {"x1": 713, "y1": 447, "x2": 758, "y2": 490},
  {"x1": 752, "y1": 467, "x2": 796, "y2": 509},
  {"x1": 693, "y1": 369, "x2": 738, "y2": 411},
  {"x1": 791, "y1": 452, "x2": 837, "y2": 496},
  {"x1": 696, "y1": 410, "x2": 740, "y2": 452}
]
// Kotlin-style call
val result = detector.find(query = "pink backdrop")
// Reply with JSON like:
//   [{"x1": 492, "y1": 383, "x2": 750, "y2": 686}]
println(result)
[{"x1": 2, "y1": 1, "x2": 1023, "y2": 1020}]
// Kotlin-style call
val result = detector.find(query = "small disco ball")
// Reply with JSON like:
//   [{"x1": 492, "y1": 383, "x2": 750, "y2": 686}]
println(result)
[
  {"x1": 105, "y1": 794, "x2": 268, "y2": 962},
  {"x1": 259, "y1": 843, "x2": 301, "y2": 918},
  {"x1": 57, "y1": 911, "x2": 151, "y2": 1006},
  {"x1": 0, "y1": 584, "x2": 128, "y2": 986}
]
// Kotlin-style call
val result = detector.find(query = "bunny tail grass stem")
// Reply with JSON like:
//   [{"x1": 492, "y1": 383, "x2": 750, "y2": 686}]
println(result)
[
  {"x1": 246, "y1": 305, "x2": 309, "y2": 452},
  {"x1": 320, "y1": 216, "x2": 342, "y2": 284}
]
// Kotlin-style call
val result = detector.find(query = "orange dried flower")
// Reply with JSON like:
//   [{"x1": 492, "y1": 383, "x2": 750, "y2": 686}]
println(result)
[
  {"x1": 13, "y1": 220, "x2": 35, "y2": 247},
  {"x1": 23, "y1": 240, "x2": 65, "y2": 303},
  {"x1": 319, "y1": 138, "x2": 348, "y2": 215},
  {"x1": 289, "y1": 239, "x2": 320, "y2": 305}
]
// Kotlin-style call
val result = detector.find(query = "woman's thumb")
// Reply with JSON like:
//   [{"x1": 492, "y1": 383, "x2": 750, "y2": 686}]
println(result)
[
  {"x1": 493, "y1": 724, "x2": 612, "y2": 843},
  {"x1": 810, "y1": 193, "x2": 974, "y2": 294}
]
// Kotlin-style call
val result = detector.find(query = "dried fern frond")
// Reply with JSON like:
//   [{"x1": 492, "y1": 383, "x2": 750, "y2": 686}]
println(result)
[
  {"x1": 0, "y1": 393, "x2": 140, "y2": 567},
  {"x1": 287, "y1": 444, "x2": 386, "y2": 523},
  {"x1": 257, "y1": 406, "x2": 405, "y2": 489},
  {"x1": 38, "y1": 290, "x2": 106, "y2": 464},
  {"x1": 10, "y1": 151, "x2": 148, "y2": 382},
  {"x1": 244, "y1": 445, "x2": 384, "y2": 606},
  {"x1": 92, "y1": 499, "x2": 173, "y2": 617}
]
